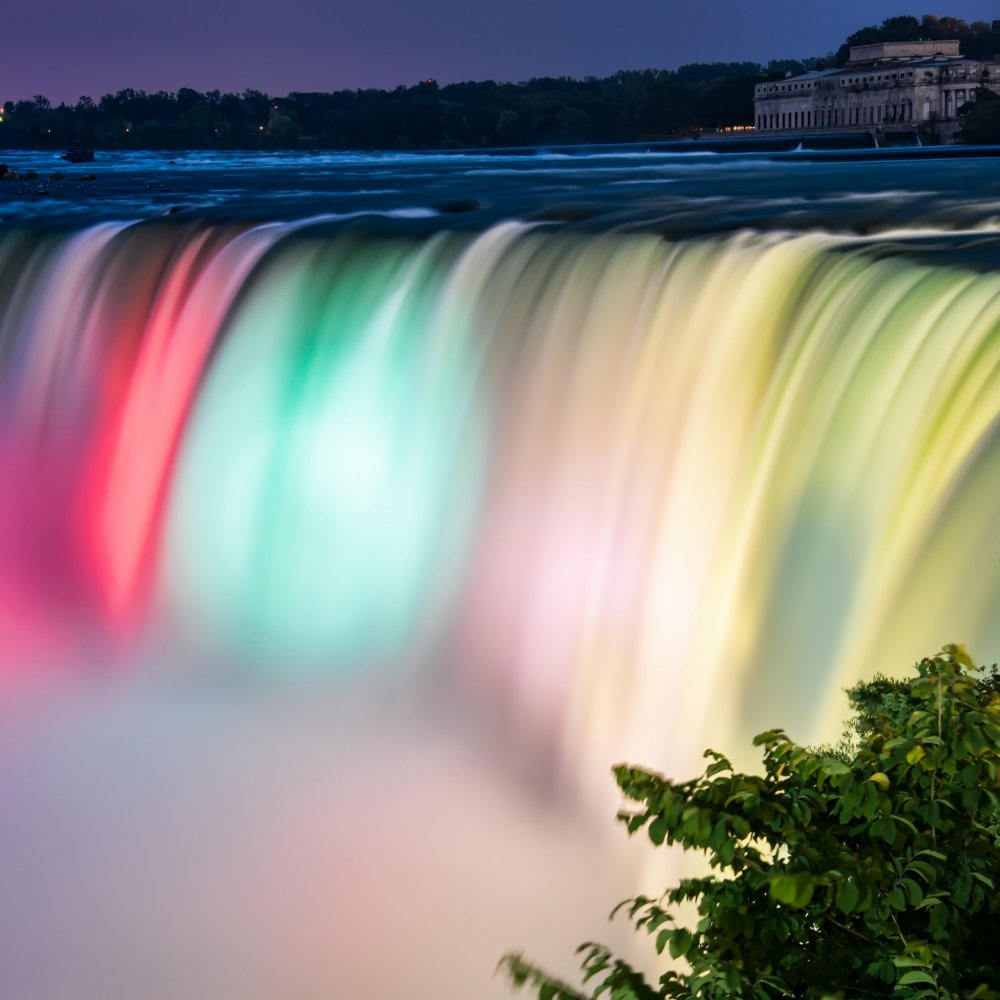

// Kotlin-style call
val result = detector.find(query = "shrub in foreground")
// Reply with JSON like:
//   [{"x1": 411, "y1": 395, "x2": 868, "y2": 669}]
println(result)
[{"x1": 503, "y1": 646, "x2": 1000, "y2": 999}]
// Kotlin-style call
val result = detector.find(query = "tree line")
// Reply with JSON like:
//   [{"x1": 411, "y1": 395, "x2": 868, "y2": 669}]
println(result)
[
  {"x1": 0, "y1": 65, "x2": 795, "y2": 151},
  {"x1": 836, "y1": 14, "x2": 1000, "y2": 64},
  {"x1": 1, "y1": 15, "x2": 999, "y2": 151}
]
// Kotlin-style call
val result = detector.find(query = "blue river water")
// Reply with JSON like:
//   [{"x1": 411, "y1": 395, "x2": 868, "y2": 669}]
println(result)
[{"x1": 2, "y1": 143, "x2": 1000, "y2": 238}]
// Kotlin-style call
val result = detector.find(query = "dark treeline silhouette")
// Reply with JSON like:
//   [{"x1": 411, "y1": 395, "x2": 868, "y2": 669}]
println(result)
[
  {"x1": 0, "y1": 65, "x2": 798, "y2": 151},
  {"x1": 836, "y1": 14, "x2": 1000, "y2": 64},
  {"x1": 1, "y1": 16, "x2": 998, "y2": 151}
]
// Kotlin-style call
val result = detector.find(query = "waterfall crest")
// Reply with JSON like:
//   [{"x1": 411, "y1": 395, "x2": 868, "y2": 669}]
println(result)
[{"x1": 2, "y1": 219, "x2": 1000, "y2": 783}]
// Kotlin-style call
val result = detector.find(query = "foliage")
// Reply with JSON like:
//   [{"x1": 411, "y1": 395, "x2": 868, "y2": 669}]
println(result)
[
  {"x1": 0, "y1": 65, "x2": 778, "y2": 152},
  {"x1": 825, "y1": 661, "x2": 1000, "y2": 762},
  {"x1": 958, "y1": 88, "x2": 1000, "y2": 145},
  {"x1": 502, "y1": 647, "x2": 1000, "y2": 999},
  {"x1": 836, "y1": 16, "x2": 1000, "y2": 65},
  {"x1": 3, "y1": 14, "x2": 994, "y2": 152}
]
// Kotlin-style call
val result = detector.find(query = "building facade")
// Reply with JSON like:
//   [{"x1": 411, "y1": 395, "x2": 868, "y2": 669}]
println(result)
[{"x1": 754, "y1": 40, "x2": 1000, "y2": 142}]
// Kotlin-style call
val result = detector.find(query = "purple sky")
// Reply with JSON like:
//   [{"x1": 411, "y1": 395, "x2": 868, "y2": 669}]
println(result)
[{"x1": 3, "y1": 1, "x2": 998, "y2": 103}]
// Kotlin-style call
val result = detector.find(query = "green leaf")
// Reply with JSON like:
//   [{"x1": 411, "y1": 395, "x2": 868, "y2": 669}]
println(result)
[
  {"x1": 648, "y1": 815, "x2": 668, "y2": 846},
  {"x1": 655, "y1": 929, "x2": 671, "y2": 956},
  {"x1": 770, "y1": 875, "x2": 796, "y2": 905},
  {"x1": 668, "y1": 928, "x2": 692, "y2": 960},
  {"x1": 770, "y1": 874, "x2": 814, "y2": 909},
  {"x1": 836, "y1": 879, "x2": 860, "y2": 915},
  {"x1": 901, "y1": 878, "x2": 924, "y2": 907},
  {"x1": 897, "y1": 970, "x2": 937, "y2": 987}
]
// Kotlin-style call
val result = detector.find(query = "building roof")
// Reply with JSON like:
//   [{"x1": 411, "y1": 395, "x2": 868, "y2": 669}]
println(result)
[
  {"x1": 755, "y1": 47, "x2": 997, "y2": 96},
  {"x1": 849, "y1": 39, "x2": 960, "y2": 63},
  {"x1": 783, "y1": 69, "x2": 842, "y2": 82}
]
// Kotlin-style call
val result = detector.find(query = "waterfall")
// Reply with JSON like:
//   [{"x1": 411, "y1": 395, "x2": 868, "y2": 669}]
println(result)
[{"x1": 2, "y1": 218, "x2": 1000, "y2": 786}]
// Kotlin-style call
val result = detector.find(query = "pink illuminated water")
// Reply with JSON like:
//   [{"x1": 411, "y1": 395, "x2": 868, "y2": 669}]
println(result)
[{"x1": 2, "y1": 217, "x2": 1000, "y2": 997}]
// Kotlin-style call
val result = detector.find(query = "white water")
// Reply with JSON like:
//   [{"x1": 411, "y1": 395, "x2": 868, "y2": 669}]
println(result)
[{"x1": 2, "y1": 220, "x2": 1000, "y2": 998}]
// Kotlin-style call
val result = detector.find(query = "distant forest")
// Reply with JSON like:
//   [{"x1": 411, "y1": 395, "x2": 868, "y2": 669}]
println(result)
[{"x1": 2, "y1": 15, "x2": 999, "y2": 151}]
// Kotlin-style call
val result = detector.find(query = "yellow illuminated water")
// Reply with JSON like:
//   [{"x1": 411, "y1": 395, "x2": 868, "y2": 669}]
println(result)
[
  {"x1": 2, "y1": 221, "x2": 999, "y2": 778},
  {"x1": 2, "y1": 217, "x2": 1000, "y2": 998}
]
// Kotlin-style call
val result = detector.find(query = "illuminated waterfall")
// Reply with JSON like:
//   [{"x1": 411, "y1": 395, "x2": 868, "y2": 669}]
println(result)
[{"x1": 2, "y1": 219, "x2": 1000, "y2": 785}]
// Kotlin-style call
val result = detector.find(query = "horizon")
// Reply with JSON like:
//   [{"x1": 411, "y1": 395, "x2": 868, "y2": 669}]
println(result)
[{"x1": 3, "y1": 2, "x2": 996, "y2": 105}]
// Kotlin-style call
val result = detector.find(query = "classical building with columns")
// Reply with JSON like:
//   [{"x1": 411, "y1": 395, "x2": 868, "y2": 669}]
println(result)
[{"x1": 754, "y1": 40, "x2": 1000, "y2": 142}]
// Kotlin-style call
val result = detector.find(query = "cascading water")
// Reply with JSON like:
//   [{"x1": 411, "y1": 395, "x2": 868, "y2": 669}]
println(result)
[
  {"x1": 3, "y1": 217, "x2": 1000, "y2": 792},
  {"x1": 6, "y1": 188, "x2": 1000, "y2": 1000}
]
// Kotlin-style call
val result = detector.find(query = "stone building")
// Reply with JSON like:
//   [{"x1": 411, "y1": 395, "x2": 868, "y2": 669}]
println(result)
[{"x1": 753, "y1": 40, "x2": 1000, "y2": 142}]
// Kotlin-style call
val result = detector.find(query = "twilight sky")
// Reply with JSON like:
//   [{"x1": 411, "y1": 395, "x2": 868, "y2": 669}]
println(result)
[{"x1": 3, "y1": 1, "x2": 998, "y2": 103}]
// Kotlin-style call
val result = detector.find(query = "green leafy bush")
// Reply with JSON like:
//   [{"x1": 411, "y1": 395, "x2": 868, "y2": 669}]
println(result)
[{"x1": 503, "y1": 647, "x2": 1000, "y2": 999}]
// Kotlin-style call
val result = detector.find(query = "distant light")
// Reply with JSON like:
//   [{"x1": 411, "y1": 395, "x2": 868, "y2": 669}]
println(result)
[
  {"x1": 259, "y1": 125, "x2": 264, "y2": 131},
  {"x1": 704, "y1": 124, "x2": 756, "y2": 134}
]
